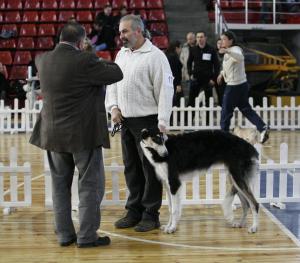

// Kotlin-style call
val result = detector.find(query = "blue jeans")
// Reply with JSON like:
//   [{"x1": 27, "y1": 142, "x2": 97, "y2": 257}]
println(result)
[
  {"x1": 94, "y1": 43, "x2": 107, "y2": 51},
  {"x1": 220, "y1": 82, "x2": 266, "y2": 132}
]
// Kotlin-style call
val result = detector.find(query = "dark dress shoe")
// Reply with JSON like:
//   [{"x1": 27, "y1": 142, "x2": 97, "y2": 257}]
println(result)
[
  {"x1": 77, "y1": 236, "x2": 111, "y2": 248},
  {"x1": 60, "y1": 237, "x2": 77, "y2": 247},
  {"x1": 134, "y1": 220, "x2": 160, "y2": 232},
  {"x1": 114, "y1": 216, "x2": 140, "y2": 229}
]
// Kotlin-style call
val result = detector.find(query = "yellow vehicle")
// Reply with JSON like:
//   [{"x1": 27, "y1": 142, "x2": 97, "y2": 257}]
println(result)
[{"x1": 244, "y1": 43, "x2": 300, "y2": 93}]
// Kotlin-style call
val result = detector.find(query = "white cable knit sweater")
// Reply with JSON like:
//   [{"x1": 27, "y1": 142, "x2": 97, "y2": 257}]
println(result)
[
  {"x1": 221, "y1": 46, "x2": 247, "y2": 86},
  {"x1": 105, "y1": 39, "x2": 174, "y2": 127}
]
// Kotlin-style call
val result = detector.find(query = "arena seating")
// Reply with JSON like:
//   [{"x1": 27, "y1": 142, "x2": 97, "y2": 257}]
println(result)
[
  {"x1": 0, "y1": 0, "x2": 168, "y2": 80},
  {"x1": 208, "y1": 0, "x2": 300, "y2": 24}
]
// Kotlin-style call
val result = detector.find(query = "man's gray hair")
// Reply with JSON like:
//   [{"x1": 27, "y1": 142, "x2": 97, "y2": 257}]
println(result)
[{"x1": 120, "y1": 14, "x2": 145, "y2": 33}]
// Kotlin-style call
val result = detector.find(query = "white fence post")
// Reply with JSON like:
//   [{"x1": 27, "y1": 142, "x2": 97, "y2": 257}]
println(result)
[{"x1": 0, "y1": 147, "x2": 32, "y2": 213}]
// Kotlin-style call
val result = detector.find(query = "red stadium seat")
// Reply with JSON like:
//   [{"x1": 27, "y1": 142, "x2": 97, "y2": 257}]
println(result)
[
  {"x1": 24, "y1": 0, "x2": 41, "y2": 9},
  {"x1": 152, "y1": 36, "x2": 169, "y2": 49},
  {"x1": 149, "y1": 22, "x2": 168, "y2": 35},
  {"x1": 76, "y1": 11, "x2": 93, "y2": 22},
  {"x1": 17, "y1": 37, "x2": 35, "y2": 49},
  {"x1": 0, "y1": 0, "x2": 5, "y2": 9},
  {"x1": 0, "y1": 13, "x2": 3, "y2": 22},
  {"x1": 20, "y1": 24, "x2": 37, "y2": 37},
  {"x1": 77, "y1": 0, "x2": 93, "y2": 9},
  {"x1": 248, "y1": 0, "x2": 262, "y2": 9},
  {"x1": 58, "y1": 11, "x2": 75, "y2": 22},
  {"x1": 112, "y1": 0, "x2": 128, "y2": 9},
  {"x1": 5, "y1": 12, "x2": 21, "y2": 23},
  {"x1": 287, "y1": 16, "x2": 300, "y2": 24},
  {"x1": 230, "y1": 0, "x2": 245, "y2": 9},
  {"x1": 13, "y1": 51, "x2": 32, "y2": 65},
  {"x1": 59, "y1": 0, "x2": 76, "y2": 9},
  {"x1": 22, "y1": 11, "x2": 39, "y2": 22},
  {"x1": 0, "y1": 51, "x2": 13, "y2": 65},
  {"x1": 219, "y1": 0, "x2": 230, "y2": 9},
  {"x1": 1, "y1": 24, "x2": 18, "y2": 34},
  {"x1": 132, "y1": 9, "x2": 147, "y2": 20},
  {"x1": 9, "y1": 66, "x2": 28, "y2": 80},
  {"x1": 0, "y1": 39, "x2": 16, "y2": 49},
  {"x1": 111, "y1": 49, "x2": 120, "y2": 60},
  {"x1": 2, "y1": 65, "x2": 8, "y2": 79},
  {"x1": 148, "y1": 10, "x2": 166, "y2": 21},
  {"x1": 129, "y1": 0, "x2": 146, "y2": 9},
  {"x1": 38, "y1": 24, "x2": 56, "y2": 36},
  {"x1": 146, "y1": 0, "x2": 163, "y2": 9},
  {"x1": 94, "y1": 0, "x2": 111, "y2": 9},
  {"x1": 6, "y1": 0, "x2": 22, "y2": 10},
  {"x1": 36, "y1": 37, "x2": 54, "y2": 49},
  {"x1": 41, "y1": 0, "x2": 58, "y2": 9},
  {"x1": 40, "y1": 11, "x2": 57, "y2": 22},
  {"x1": 96, "y1": 51, "x2": 112, "y2": 61}
]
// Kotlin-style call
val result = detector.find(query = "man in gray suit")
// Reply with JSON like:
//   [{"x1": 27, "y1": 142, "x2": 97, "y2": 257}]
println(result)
[{"x1": 30, "y1": 22, "x2": 123, "y2": 248}]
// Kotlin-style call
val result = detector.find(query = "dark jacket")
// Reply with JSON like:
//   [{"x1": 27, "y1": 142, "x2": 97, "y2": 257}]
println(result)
[
  {"x1": 89, "y1": 25, "x2": 116, "y2": 49},
  {"x1": 29, "y1": 43, "x2": 123, "y2": 152},
  {"x1": 187, "y1": 43, "x2": 220, "y2": 82},
  {"x1": 166, "y1": 52, "x2": 182, "y2": 87}
]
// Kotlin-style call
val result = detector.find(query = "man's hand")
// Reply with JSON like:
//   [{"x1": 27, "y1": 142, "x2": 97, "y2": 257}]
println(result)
[
  {"x1": 217, "y1": 74, "x2": 223, "y2": 85},
  {"x1": 209, "y1": 79, "x2": 215, "y2": 86},
  {"x1": 111, "y1": 108, "x2": 123, "y2": 124},
  {"x1": 158, "y1": 124, "x2": 166, "y2": 133},
  {"x1": 176, "y1": 85, "x2": 182, "y2": 93}
]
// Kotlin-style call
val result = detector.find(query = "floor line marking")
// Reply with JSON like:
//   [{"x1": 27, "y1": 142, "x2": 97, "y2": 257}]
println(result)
[{"x1": 98, "y1": 229, "x2": 300, "y2": 251}]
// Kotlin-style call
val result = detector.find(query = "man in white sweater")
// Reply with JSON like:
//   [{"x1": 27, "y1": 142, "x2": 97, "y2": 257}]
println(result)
[{"x1": 105, "y1": 15, "x2": 174, "y2": 232}]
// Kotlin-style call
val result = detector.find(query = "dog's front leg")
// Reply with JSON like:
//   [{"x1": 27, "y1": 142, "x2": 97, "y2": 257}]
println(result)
[
  {"x1": 164, "y1": 187, "x2": 182, "y2": 234},
  {"x1": 161, "y1": 181, "x2": 173, "y2": 233}
]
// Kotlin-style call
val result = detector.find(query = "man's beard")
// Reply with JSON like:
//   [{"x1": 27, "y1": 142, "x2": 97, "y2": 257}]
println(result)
[
  {"x1": 122, "y1": 37, "x2": 137, "y2": 49},
  {"x1": 122, "y1": 39, "x2": 130, "y2": 48}
]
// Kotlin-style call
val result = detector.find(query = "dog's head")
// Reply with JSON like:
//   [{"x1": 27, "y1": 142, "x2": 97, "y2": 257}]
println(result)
[{"x1": 140, "y1": 129, "x2": 168, "y2": 158}]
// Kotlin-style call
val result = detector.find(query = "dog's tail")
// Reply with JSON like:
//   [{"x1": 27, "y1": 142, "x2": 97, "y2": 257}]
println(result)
[{"x1": 228, "y1": 158, "x2": 259, "y2": 213}]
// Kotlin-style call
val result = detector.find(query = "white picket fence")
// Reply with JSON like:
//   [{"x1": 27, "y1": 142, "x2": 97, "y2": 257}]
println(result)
[
  {"x1": 0, "y1": 148, "x2": 32, "y2": 213},
  {"x1": 1, "y1": 97, "x2": 300, "y2": 133},
  {"x1": 1, "y1": 144, "x2": 300, "y2": 213},
  {"x1": 42, "y1": 143, "x2": 300, "y2": 208}
]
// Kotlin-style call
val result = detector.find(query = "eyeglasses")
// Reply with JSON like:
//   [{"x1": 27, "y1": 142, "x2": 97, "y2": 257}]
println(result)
[{"x1": 111, "y1": 122, "x2": 122, "y2": 137}]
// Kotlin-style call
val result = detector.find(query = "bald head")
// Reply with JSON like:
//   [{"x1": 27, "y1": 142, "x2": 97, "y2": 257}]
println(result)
[{"x1": 186, "y1": 32, "x2": 196, "y2": 46}]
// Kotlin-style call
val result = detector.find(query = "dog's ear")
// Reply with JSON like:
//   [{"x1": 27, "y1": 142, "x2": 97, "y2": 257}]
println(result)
[{"x1": 141, "y1": 129, "x2": 150, "y2": 140}]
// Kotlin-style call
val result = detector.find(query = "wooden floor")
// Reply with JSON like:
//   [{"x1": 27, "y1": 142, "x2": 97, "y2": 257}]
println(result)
[{"x1": 1, "y1": 131, "x2": 300, "y2": 263}]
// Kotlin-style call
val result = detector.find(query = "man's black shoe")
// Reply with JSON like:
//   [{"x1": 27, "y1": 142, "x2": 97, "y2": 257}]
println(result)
[
  {"x1": 60, "y1": 237, "x2": 77, "y2": 247},
  {"x1": 77, "y1": 236, "x2": 111, "y2": 248},
  {"x1": 114, "y1": 216, "x2": 140, "y2": 229},
  {"x1": 134, "y1": 220, "x2": 160, "y2": 232},
  {"x1": 260, "y1": 127, "x2": 270, "y2": 144}
]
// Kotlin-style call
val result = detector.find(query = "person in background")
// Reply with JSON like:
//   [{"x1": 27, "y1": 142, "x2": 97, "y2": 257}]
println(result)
[
  {"x1": 30, "y1": 22, "x2": 123, "y2": 248},
  {"x1": 89, "y1": 19, "x2": 116, "y2": 51},
  {"x1": 114, "y1": 6, "x2": 128, "y2": 32},
  {"x1": 187, "y1": 31, "x2": 220, "y2": 125},
  {"x1": 217, "y1": 30, "x2": 269, "y2": 143},
  {"x1": 95, "y1": 4, "x2": 115, "y2": 28},
  {"x1": 105, "y1": 15, "x2": 174, "y2": 232},
  {"x1": 180, "y1": 32, "x2": 196, "y2": 101},
  {"x1": 165, "y1": 40, "x2": 183, "y2": 107}
]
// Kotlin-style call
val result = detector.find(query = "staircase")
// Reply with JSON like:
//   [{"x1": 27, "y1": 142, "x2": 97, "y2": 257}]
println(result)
[{"x1": 164, "y1": 0, "x2": 216, "y2": 45}]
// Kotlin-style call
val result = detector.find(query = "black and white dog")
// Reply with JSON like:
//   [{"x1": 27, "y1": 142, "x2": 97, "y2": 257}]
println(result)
[{"x1": 140, "y1": 129, "x2": 259, "y2": 234}]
